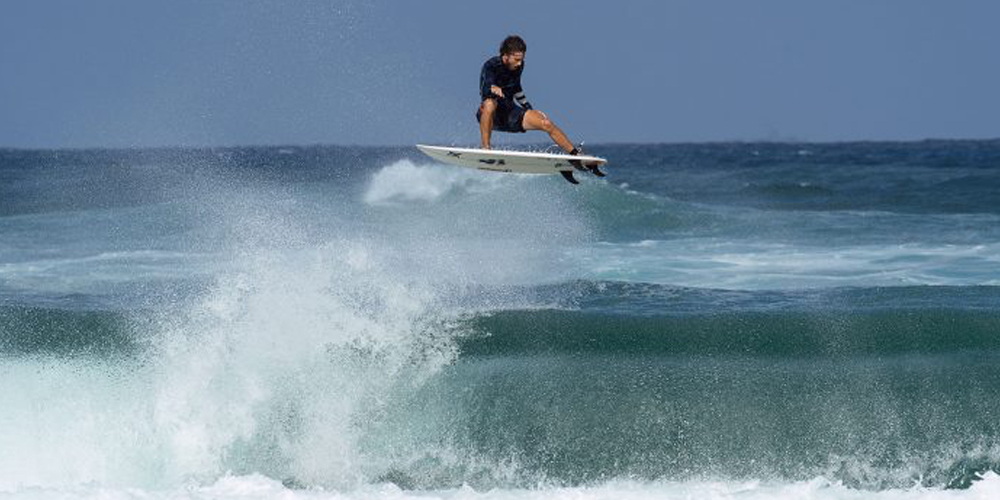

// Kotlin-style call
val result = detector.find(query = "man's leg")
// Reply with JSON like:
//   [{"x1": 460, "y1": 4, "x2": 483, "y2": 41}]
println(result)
[
  {"x1": 523, "y1": 109, "x2": 605, "y2": 177},
  {"x1": 479, "y1": 99, "x2": 497, "y2": 149},
  {"x1": 521, "y1": 109, "x2": 574, "y2": 153}
]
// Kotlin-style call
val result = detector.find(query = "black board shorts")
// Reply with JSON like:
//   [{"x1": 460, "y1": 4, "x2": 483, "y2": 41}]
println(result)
[{"x1": 476, "y1": 98, "x2": 527, "y2": 133}]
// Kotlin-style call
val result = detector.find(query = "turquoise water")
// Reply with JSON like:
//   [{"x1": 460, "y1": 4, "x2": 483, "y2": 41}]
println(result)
[{"x1": 1, "y1": 142, "x2": 999, "y2": 498}]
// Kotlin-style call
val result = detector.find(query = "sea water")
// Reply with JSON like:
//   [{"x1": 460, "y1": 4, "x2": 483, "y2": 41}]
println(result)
[{"x1": 2, "y1": 141, "x2": 999, "y2": 499}]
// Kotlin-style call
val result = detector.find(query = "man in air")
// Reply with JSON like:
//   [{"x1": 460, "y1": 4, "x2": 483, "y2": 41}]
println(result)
[{"x1": 477, "y1": 35, "x2": 603, "y2": 176}]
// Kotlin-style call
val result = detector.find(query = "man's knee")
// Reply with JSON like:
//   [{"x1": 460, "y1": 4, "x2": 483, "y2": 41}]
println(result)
[
  {"x1": 480, "y1": 99, "x2": 497, "y2": 114},
  {"x1": 531, "y1": 110, "x2": 554, "y2": 132}
]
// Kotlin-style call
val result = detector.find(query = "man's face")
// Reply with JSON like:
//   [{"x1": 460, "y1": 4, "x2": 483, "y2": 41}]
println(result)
[{"x1": 502, "y1": 52, "x2": 524, "y2": 71}]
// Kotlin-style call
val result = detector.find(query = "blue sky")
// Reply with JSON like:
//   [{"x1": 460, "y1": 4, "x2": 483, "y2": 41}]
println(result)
[{"x1": 1, "y1": 0, "x2": 998, "y2": 148}]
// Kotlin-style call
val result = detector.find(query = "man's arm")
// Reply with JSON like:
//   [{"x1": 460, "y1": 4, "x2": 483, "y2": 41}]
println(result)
[
  {"x1": 480, "y1": 60, "x2": 503, "y2": 100},
  {"x1": 514, "y1": 89, "x2": 532, "y2": 110},
  {"x1": 512, "y1": 67, "x2": 532, "y2": 109}
]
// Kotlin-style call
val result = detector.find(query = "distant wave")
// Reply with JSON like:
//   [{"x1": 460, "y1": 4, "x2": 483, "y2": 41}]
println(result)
[{"x1": 575, "y1": 239, "x2": 1000, "y2": 289}]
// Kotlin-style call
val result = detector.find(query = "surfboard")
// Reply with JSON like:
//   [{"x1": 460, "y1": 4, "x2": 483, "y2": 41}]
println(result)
[{"x1": 415, "y1": 144, "x2": 607, "y2": 184}]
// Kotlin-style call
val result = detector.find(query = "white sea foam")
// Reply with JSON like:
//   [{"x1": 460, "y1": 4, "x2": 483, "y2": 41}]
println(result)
[
  {"x1": 577, "y1": 239, "x2": 1000, "y2": 290},
  {"x1": 4, "y1": 472, "x2": 999, "y2": 500}
]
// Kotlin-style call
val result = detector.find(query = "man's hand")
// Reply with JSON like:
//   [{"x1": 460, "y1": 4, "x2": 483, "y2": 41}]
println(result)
[{"x1": 490, "y1": 85, "x2": 504, "y2": 98}]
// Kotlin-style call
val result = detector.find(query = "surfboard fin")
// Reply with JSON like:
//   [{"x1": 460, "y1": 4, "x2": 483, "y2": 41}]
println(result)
[
  {"x1": 570, "y1": 158, "x2": 606, "y2": 177},
  {"x1": 560, "y1": 170, "x2": 580, "y2": 184}
]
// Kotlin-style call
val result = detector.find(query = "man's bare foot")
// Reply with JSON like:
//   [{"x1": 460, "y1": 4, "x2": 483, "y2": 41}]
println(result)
[{"x1": 481, "y1": 144, "x2": 491, "y2": 150}]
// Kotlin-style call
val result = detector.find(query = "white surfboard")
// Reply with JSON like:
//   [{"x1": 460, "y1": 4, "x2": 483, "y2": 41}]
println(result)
[{"x1": 416, "y1": 144, "x2": 607, "y2": 184}]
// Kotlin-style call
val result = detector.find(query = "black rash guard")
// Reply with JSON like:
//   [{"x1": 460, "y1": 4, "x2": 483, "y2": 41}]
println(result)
[{"x1": 479, "y1": 56, "x2": 532, "y2": 110}]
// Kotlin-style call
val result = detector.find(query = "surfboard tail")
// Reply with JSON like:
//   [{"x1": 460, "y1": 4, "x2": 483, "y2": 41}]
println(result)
[{"x1": 560, "y1": 170, "x2": 579, "y2": 184}]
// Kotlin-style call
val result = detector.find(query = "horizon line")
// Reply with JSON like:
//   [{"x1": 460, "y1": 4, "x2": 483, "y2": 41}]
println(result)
[{"x1": 2, "y1": 136, "x2": 999, "y2": 153}]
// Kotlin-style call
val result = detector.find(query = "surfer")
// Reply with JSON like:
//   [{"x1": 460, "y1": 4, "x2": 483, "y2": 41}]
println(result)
[{"x1": 477, "y1": 35, "x2": 603, "y2": 176}]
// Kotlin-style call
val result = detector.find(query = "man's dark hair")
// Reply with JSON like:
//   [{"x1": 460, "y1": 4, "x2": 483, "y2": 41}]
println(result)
[{"x1": 500, "y1": 35, "x2": 527, "y2": 55}]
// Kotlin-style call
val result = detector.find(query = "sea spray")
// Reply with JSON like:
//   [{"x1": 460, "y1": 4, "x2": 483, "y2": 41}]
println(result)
[{"x1": 148, "y1": 240, "x2": 463, "y2": 488}]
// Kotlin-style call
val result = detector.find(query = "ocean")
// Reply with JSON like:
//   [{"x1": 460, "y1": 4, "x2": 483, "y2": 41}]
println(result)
[{"x1": 1, "y1": 141, "x2": 999, "y2": 499}]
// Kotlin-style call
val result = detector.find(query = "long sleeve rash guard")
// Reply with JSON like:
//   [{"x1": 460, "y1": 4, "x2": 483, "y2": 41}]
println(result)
[{"x1": 480, "y1": 56, "x2": 532, "y2": 110}]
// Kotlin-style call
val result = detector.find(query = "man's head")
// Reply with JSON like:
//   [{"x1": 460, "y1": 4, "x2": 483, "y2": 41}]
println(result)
[{"x1": 499, "y1": 35, "x2": 526, "y2": 71}]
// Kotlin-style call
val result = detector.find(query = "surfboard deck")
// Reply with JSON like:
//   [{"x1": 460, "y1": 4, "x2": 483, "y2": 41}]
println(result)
[{"x1": 416, "y1": 144, "x2": 606, "y2": 184}]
